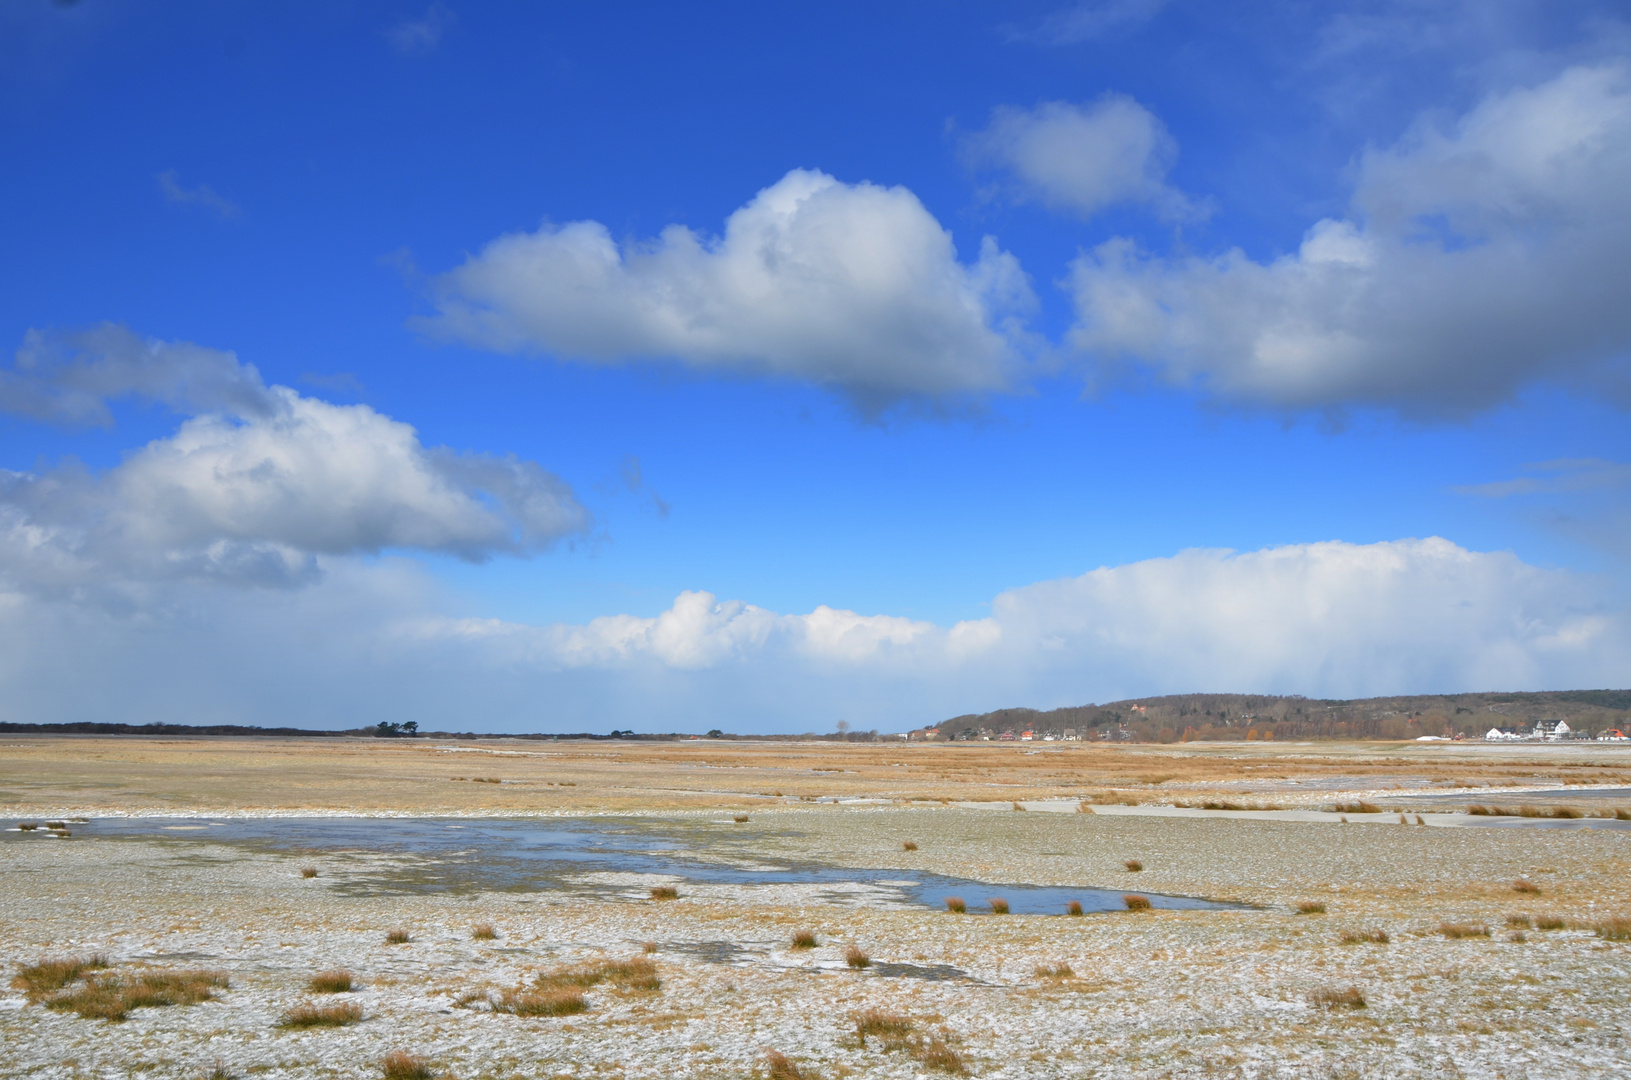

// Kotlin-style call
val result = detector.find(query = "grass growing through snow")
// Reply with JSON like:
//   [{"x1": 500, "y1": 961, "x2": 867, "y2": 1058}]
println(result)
[
  {"x1": 1339, "y1": 928, "x2": 1389, "y2": 945},
  {"x1": 12, "y1": 955, "x2": 108, "y2": 997},
  {"x1": 1595, "y1": 917, "x2": 1631, "y2": 941},
  {"x1": 765, "y1": 1050, "x2": 810, "y2": 1080},
  {"x1": 854, "y1": 1010, "x2": 966, "y2": 1074},
  {"x1": 845, "y1": 945, "x2": 870, "y2": 969},
  {"x1": 531, "y1": 956, "x2": 661, "y2": 994},
  {"x1": 1512, "y1": 879, "x2": 1541, "y2": 894},
  {"x1": 650, "y1": 885, "x2": 679, "y2": 901},
  {"x1": 1124, "y1": 895, "x2": 1151, "y2": 912},
  {"x1": 1296, "y1": 901, "x2": 1327, "y2": 914},
  {"x1": 44, "y1": 968, "x2": 229, "y2": 1021},
  {"x1": 380, "y1": 1051, "x2": 435, "y2": 1080},
  {"x1": 945, "y1": 896, "x2": 966, "y2": 913},
  {"x1": 472, "y1": 923, "x2": 498, "y2": 940},
  {"x1": 790, "y1": 930, "x2": 818, "y2": 950},
  {"x1": 384, "y1": 929, "x2": 411, "y2": 945},
  {"x1": 300, "y1": 867, "x2": 318, "y2": 879},
  {"x1": 308, "y1": 970, "x2": 354, "y2": 993},
  {"x1": 1535, "y1": 915, "x2": 1566, "y2": 931},
  {"x1": 1311, "y1": 986, "x2": 1367, "y2": 1009},
  {"x1": 1035, "y1": 963, "x2": 1074, "y2": 979},
  {"x1": 1439, "y1": 922, "x2": 1490, "y2": 939},
  {"x1": 278, "y1": 1002, "x2": 364, "y2": 1028},
  {"x1": 493, "y1": 987, "x2": 589, "y2": 1017},
  {"x1": 1333, "y1": 802, "x2": 1380, "y2": 814},
  {"x1": 988, "y1": 898, "x2": 1010, "y2": 915}
]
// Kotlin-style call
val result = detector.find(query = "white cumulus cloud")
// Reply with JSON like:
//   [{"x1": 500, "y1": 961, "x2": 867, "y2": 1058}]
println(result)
[
  {"x1": 416, "y1": 169, "x2": 1036, "y2": 409},
  {"x1": 1068, "y1": 62, "x2": 1631, "y2": 416},
  {"x1": 0, "y1": 328, "x2": 589, "y2": 594},
  {"x1": 963, "y1": 96, "x2": 1201, "y2": 221}
]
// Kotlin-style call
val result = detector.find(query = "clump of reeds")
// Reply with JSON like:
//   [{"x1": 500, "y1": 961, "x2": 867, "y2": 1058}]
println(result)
[
  {"x1": 902, "y1": 841, "x2": 918, "y2": 851},
  {"x1": 1035, "y1": 962, "x2": 1073, "y2": 979},
  {"x1": 493, "y1": 987, "x2": 588, "y2": 1017},
  {"x1": 472, "y1": 923, "x2": 498, "y2": 941},
  {"x1": 733, "y1": 815, "x2": 750, "y2": 823},
  {"x1": 1296, "y1": 901, "x2": 1327, "y2": 915},
  {"x1": 1438, "y1": 922, "x2": 1490, "y2": 939},
  {"x1": 765, "y1": 1050, "x2": 806, "y2": 1080},
  {"x1": 1123, "y1": 895, "x2": 1151, "y2": 912},
  {"x1": 987, "y1": 898, "x2": 1010, "y2": 915},
  {"x1": 533, "y1": 956, "x2": 660, "y2": 994},
  {"x1": 278, "y1": 1001, "x2": 363, "y2": 1028},
  {"x1": 45, "y1": 968, "x2": 229, "y2": 1021},
  {"x1": 1506, "y1": 914, "x2": 1534, "y2": 928},
  {"x1": 1065, "y1": 900, "x2": 1084, "y2": 917},
  {"x1": 1338, "y1": 928, "x2": 1388, "y2": 945},
  {"x1": 384, "y1": 929, "x2": 411, "y2": 945},
  {"x1": 944, "y1": 896, "x2": 966, "y2": 914},
  {"x1": 1594, "y1": 917, "x2": 1631, "y2": 941},
  {"x1": 308, "y1": 970, "x2": 354, "y2": 993},
  {"x1": 1310, "y1": 985, "x2": 1367, "y2": 1009},
  {"x1": 1333, "y1": 802, "x2": 1379, "y2": 814},
  {"x1": 380, "y1": 1051, "x2": 435, "y2": 1080},
  {"x1": 1512, "y1": 879, "x2": 1540, "y2": 894},
  {"x1": 790, "y1": 930, "x2": 818, "y2": 950},
  {"x1": 1124, "y1": 860, "x2": 1143, "y2": 873},
  {"x1": 12, "y1": 955, "x2": 109, "y2": 997},
  {"x1": 650, "y1": 885, "x2": 679, "y2": 901},
  {"x1": 300, "y1": 867, "x2": 318, "y2": 879},
  {"x1": 1536, "y1": 915, "x2": 1566, "y2": 931},
  {"x1": 855, "y1": 1009, "x2": 913, "y2": 1044},
  {"x1": 844, "y1": 945, "x2": 870, "y2": 969}
]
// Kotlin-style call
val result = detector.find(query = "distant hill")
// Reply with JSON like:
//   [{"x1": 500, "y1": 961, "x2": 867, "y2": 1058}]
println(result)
[{"x1": 933, "y1": 689, "x2": 1631, "y2": 743}]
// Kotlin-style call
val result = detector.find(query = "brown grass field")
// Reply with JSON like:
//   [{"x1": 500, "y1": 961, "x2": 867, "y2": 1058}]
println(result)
[{"x1": 3, "y1": 736, "x2": 1631, "y2": 1078}]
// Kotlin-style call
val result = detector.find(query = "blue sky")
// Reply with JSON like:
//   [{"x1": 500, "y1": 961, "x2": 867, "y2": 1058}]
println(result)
[{"x1": 1, "y1": 1, "x2": 1628, "y2": 732}]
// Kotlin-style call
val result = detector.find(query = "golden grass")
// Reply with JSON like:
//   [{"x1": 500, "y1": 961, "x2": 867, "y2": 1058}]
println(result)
[
  {"x1": 1035, "y1": 962, "x2": 1074, "y2": 979},
  {"x1": 944, "y1": 896, "x2": 966, "y2": 914},
  {"x1": 44, "y1": 968, "x2": 229, "y2": 1021},
  {"x1": 1506, "y1": 914, "x2": 1534, "y2": 928},
  {"x1": 1333, "y1": 801, "x2": 1380, "y2": 814},
  {"x1": 765, "y1": 1050, "x2": 808, "y2": 1080},
  {"x1": 1536, "y1": 915, "x2": 1567, "y2": 931},
  {"x1": 844, "y1": 945, "x2": 870, "y2": 969},
  {"x1": 790, "y1": 930, "x2": 818, "y2": 950},
  {"x1": 1595, "y1": 916, "x2": 1631, "y2": 941},
  {"x1": 1512, "y1": 879, "x2": 1541, "y2": 894},
  {"x1": 308, "y1": 969, "x2": 354, "y2": 993},
  {"x1": 917, "y1": 1038, "x2": 968, "y2": 1075},
  {"x1": 12, "y1": 955, "x2": 108, "y2": 997},
  {"x1": 300, "y1": 866, "x2": 318, "y2": 879},
  {"x1": 1339, "y1": 928, "x2": 1389, "y2": 945},
  {"x1": 384, "y1": 929, "x2": 411, "y2": 945},
  {"x1": 278, "y1": 1001, "x2": 364, "y2": 1028},
  {"x1": 533, "y1": 956, "x2": 660, "y2": 994},
  {"x1": 650, "y1": 885, "x2": 679, "y2": 901},
  {"x1": 1296, "y1": 901, "x2": 1327, "y2": 914},
  {"x1": 380, "y1": 1051, "x2": 436, "y2": 1080},
  {"x1": 493, "y1": 987, "x2": 588, "y2": 1017},
  {"x1": 733, "y1": 815, "x2": 750, "y2": 823},
  {"x1": 987, "y1": 897, "x2": 1010, "y2": 915},
  {"x1": 1124, "y1": 859, "x2": 1143, "y2": 872},
  {"x1": 1123, "y1": 895, "x2": 1151, "y2": 911},
  {"x1": 903, "y1": 840, "x2": 918, "y2": 851},
  {"x1": 855, "y1": 1009, "x2": 914, "y2": 1043},
  {"x1": 471, "y1": 923, "x2": 498, "y2": 940},
  {"x1": 1065, "y1": 899, "x2": 1084, "y2": 916},
  {"x1": 1439, "y1": 922, "x2": 1490, "y2": 939},
  {"x1": 1311, "y1": 985, "x2": 1367, "y2": 1009}
]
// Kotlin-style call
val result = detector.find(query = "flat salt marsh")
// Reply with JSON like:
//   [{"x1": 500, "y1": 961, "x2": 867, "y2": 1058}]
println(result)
[{"x1": 3, "y1": 805, "x2": 1630, "y2": 1079}]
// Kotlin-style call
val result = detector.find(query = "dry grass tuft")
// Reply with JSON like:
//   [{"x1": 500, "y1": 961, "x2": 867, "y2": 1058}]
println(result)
[
  {"x1": 1035, "y1": 962, "x2": 1074, "y2": 979},
  {"x1": 917, "y1": 1038, "x2": 968, "y2": 1075},
  {"x1": 1296, "y1": 901, "x2": 1327, "y2": 915},
  {"x1": 650, "y1": 885, "x2": 680, "y2": 901},
  {"x1": 1594, "y1": 917, "x2": 1631, "y2": 941},
  {"x1": 642, "y1": 941, "x2": 657, "y2": 954},
  {"x1": 12, "y1": 955, "x2": 109, "y2": 997},
  {"x1": 790, "y1": 930, "x2": 818, "y2": 950},
  {"x1": 1536, "y1": 915, "x2": 1567, "y2": 931},
  {"x1": 471, "y1": 923, "x2": 498, "y2": 940},
  {"x1": 988, "y1": 897, "x2": 1010, "y2": 915},
  {"x1": 1311, "y1": 985, "x2": 1367, "y2": 1009},
  {"x1": 380, "y1": 1051, "x2": 435, "y2": 1080},
  {"x1": 944, "y1": 896, "x2": 966, "y2": 914},
  {"x1": 308, "y1": 970, "x2": 354, "y2": 993},
  {"x1": 1339, "y1": 928, "x2": 1389, "y2": 945},
  {"x1": 856, "y1": 1008, "x2": 914, "y2": 1043},
  {"x1": 844, "y1": 945, "x2": 870, "y2": 969},
  {"x1": 1438, "y1": 922, "x2": 1490, "y2": 939},
  {"x1": 493, "y1": 986, "x2": 588, "y2": 1017},
  {"x1": 278, "y1": 1001, "x2": 363, "y2": 1028},
  {"x1": 300, "y1": 866, "x2": 318, "y2": 879},
  {"x1": 902, "y1": 840, "x2": 918, "y2": 851},
  {"x1": 1012, "y1": 801, "x2": 1026, "y2": 811},
  {"x1": 1415, "y1": 815, "x2": 1427, "y2": 825},
  {"x1": 1506, "y1": 914, "x2": 1534, "y2": 928},
  {"x1": 17, "y1": 821, "x2": 38, "y2": 831},
  {"x1": 1123, "y1": 895, "x2": 1151, "y2": 912},
  {"x1": 733, "y1": 814, "x2": 750, "y2": 823},
  {"x1": 1124, "y1": 859, "x2": 1143, "y2": 872},
  {"x1": 44, "y1": 968, "x2": 229, "y2": 1021},
  {"x1": 1512, "y1": 879, "x2": 1541, "y2": 894},
  {"x1": 534, "y1": 956, "x2": 660, "y2": 994},
  {"x1": 1076, "y1": 801, "x2": 1095, "y2": 814},
  {"x1": 1065, "y1": 899, "x2": 1084, "y2": 917},
  {"x1": 384, "y1": 929, "x2": 411, "y2": 945},
  {"x1": 1333, "y1": 801, "x2": 1380, "y2": 814},
  {"x1": 765, "y1": 1050, "x2": 808, "y2": 1080}
]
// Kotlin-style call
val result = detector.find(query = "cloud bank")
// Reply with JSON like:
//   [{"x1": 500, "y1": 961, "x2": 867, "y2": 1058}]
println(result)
[
  {"x1": 418, "y1": 169, "x2": 1035, "y2": 409},
  {"x1": 1069, "y1": 63, "x2": 1631, "y2": 416},
  {"x1": 0, "y1": 327, "x2": 589, "y2": 595},
  {"x1": 2, "y1": 533, "x2": 1620, "y2": 730}
]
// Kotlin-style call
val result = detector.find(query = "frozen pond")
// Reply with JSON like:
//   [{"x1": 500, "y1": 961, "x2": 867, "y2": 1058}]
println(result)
[{"x1": 8, "y1": 815, "x2": 1252, "y2": 916}]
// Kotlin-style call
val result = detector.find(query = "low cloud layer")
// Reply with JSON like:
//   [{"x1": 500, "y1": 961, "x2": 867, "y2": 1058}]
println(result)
[
  {"x1": 1069, "y1": 63, "x2": 1631, "y2": 416},
  {"x1": 417, "y1": 169, "x2": 1035, "y2": 409},
  {"x1": 0, "y1": 328, "x2": 589, "y2": 595},
  {"x1": 5, "y1": 535, "x2": 1606, "y2": 730},
  {"x1": 963, "y1": 96, "x2": 1200, "y2": 221}
]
